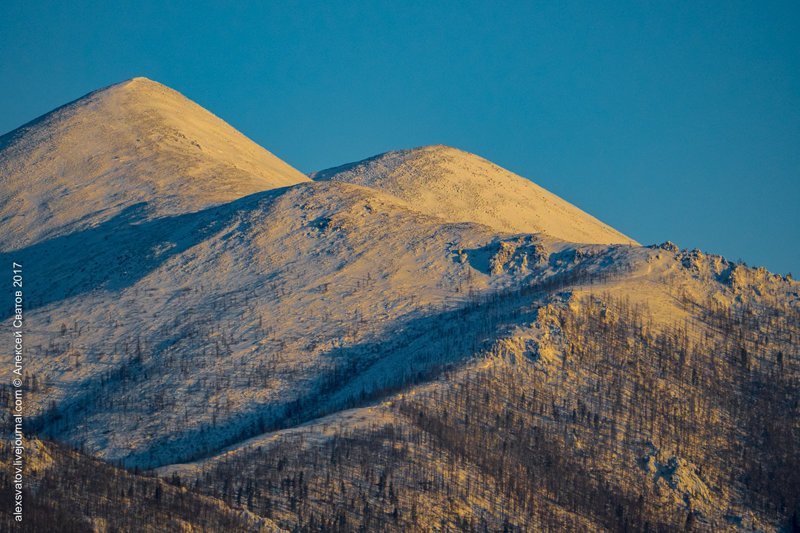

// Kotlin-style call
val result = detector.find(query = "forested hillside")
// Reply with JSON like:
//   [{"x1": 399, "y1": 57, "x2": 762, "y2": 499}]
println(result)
[{"x1": 162, "y1": 286, "x2": 799, "y2": 531}]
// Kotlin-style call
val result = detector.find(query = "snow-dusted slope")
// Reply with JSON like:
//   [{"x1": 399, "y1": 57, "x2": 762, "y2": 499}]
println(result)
[
  {"x1": 3, "y1": 78, "x2": 797, "y2": 531},
  {"x1": 155, "y1": 241, "x2": 798, "y2": 531},
  {"x1": 16, "y1": 179, "x2": 523, "y2": 466},
  {"x1": 0, "y1": 77, "x2": 308, "y2": 250},
  {"x1": 7, "y1": 78, "x2": 790, "y2": 472},
  {"x1": 311, "y1": 145, "x2": 635, "y2": 245}
]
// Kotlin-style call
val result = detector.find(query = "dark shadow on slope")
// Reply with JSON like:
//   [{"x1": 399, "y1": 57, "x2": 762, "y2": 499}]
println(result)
[
  {"x1": 461, "y1": 240, "x2": 496, "y2": 274},
  {"x1": 117, "y1": 266, "x2": 605, "y2": 469},
  {"x1": 0, "y1": 188, "x2": 293, "y2": 320},
  {"x1": 309, "y1": 151, "x2": 395, "y2": 181},
  {"x1": 25, "y1": 216, "x2": 625, "y2": 468},
  {"x1": 462, "y1": 235, "x2": 544, "y2": 276}
]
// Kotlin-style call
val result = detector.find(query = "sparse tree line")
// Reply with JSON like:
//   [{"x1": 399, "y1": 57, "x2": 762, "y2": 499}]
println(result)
[
  {"x1": 0, "y1": 439, "x2": 271, "y2": 531},
  {"x1": 167, "y1": 291, "x2": 798, "y2": 531},
  {"x1": 1, "y1": 256, "x2": 797, "y2": 531}
]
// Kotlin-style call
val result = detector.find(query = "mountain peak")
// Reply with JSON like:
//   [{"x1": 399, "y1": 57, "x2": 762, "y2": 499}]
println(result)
[
  {"x1": 409, "y1": 143, "x2": 458, "y2": 153},
  {"x1": 313, "y1": 146, "x2": 635, "y2": 245},
  {"x1": 116, "y1": 75, "x2": 161, "y2": 87},
  {"x1": 382, "y1": 144, "x2": 467, "y2": 160},
  {"x1": 104, "y1": 76, "x2": 202, "y2": 101},
  {"x1": 80, "y1": 77, "x2": 173, "y2": 103},
  {"x1": 125, "y1": 75, "x2": 157, "y2": 84},
  {"x1": 0, "y1": 78, "x2": 309, "y2": 250}
]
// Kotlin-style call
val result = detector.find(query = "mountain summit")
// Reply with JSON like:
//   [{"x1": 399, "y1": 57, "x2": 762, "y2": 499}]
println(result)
[
  {"x1": 312, "y1": 145, "x2": 635, "y2": 245},
  {"x1": 0, "y1": 77, "x2": 308, "y2": 250}
]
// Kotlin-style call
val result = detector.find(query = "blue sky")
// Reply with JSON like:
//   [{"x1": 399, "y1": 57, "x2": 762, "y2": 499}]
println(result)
[{"x1": 2, "y1": 1, "x2": 798, "y2": 274}]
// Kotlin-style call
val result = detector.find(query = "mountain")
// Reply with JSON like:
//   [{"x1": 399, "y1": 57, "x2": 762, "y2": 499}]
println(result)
[
  {"x1": 156, "y1": 245, "x2": 798, "y2": 532},
  {"x1": 1, "y1": 79, "x2": 798, "y2": 532},
  {"x1": 311, "y1": 144, "x2": 635, "y2": 245},
  {"x1": 0, "y1": 77, "x2": 308, "y2": 250}
]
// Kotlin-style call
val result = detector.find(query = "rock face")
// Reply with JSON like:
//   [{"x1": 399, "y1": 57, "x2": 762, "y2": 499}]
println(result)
[
  {"x1": 0, "y1": 77, "x2": 308, "y2": 250},
  {"x1": 312, "y1": 144, "x2": 635, "y2": 245},
  {"x1": 1, "y1": 79, "x2": 798, "y2": 532}
]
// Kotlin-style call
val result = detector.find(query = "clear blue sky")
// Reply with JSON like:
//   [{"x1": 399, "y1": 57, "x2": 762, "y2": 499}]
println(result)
[{"x1": 2, "y1": 1, "x2": 798, "y2": 274}]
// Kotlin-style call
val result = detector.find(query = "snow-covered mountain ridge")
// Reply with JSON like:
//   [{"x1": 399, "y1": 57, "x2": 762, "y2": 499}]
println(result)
[{"x1": 1, "y1": 78, "x2": 797, "y2": 531}]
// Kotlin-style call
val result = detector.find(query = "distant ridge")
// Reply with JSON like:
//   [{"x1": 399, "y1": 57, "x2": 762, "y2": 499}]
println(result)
[{"x1": 312, "y1": 144, "x2": 635, "y2": 245}]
